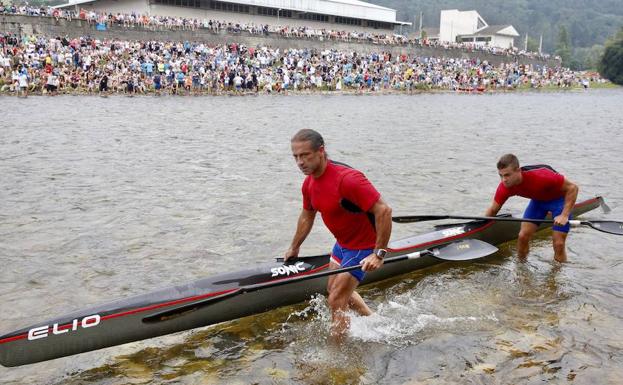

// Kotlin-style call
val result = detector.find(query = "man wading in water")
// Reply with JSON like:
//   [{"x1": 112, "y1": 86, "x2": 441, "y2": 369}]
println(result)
[
  {"x1": 284, "y1": 129, "x2": 392, "y2": 340},
  {"x1": 485, "y1": 154, "x2": 579, "y2": 262}
]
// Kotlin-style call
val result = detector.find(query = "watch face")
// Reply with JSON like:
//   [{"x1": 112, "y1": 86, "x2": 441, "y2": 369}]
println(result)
[{"x1": 376, "y1": 249, "x2": 387, "y2": 258}]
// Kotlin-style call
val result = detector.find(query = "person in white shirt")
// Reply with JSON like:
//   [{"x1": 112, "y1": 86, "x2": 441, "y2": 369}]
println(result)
[
  {"x1": 46, "y1": 72, "x2": 58, "y2": 94},
  {"x1": 11, "y1": 69, "x2": 20, "y2": 92},
  {"x1": 233, "y1": 74, "x2": 243, "y2": 91},
  {"x1": 18, "y1": 70, "x2": 29, "y2": 97}
]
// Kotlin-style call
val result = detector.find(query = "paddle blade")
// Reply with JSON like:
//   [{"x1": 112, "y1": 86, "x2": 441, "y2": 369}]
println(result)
[
  {"x1": 392, "y1": 215, "x2": 450, "y2": 223},
  {"x1": 433, "y1": 239, "x2": 498, "y2": 261},
  {"x1": 586, "y1": 220, "x2": 623, "y2": 235},
  {"x1": 599, "y1": 198, "x2": 612, "y2": 214}
]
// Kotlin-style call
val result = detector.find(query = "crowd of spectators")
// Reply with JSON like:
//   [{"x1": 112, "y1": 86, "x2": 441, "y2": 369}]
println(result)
[
  {"x1": 1, "y1": 4, "x2": 555, "y2": 61},
  {"x1": 1, "y1": 32, "x2": 603, "y2": 96}
]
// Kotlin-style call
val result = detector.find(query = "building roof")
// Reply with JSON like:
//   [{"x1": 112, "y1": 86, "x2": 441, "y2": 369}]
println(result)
[
  {"x1": 325, "y1": 0, "x2": 392, "y2": 11},
  {"x1": 470, "y1": 25, "x2": 519, "y2": 37},
  {"x1": 54, "y1": 0, "x2": 408, "y2": 24}
]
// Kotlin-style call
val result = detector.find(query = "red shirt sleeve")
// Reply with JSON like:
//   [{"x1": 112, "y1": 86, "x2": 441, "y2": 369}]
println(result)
[
  {"x1": 301, "y1": 176, "x2": 313, "y2": 211},
  {"x1": 494, "y1": 182, "x2": 511, "y2": 205},
  {"x1": 339, "y1": 170, "x2": 381, "y2": 212}
]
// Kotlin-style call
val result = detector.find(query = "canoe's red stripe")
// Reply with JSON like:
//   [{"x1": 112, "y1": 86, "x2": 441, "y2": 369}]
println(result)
[
  {"x1": 389, "y1": 220, "x2": 496, "y2": 252},
  {"x1": 0, "y1": 197, "x2": 600, "y2": 345},
  {"x1": 388, "y1": 196, "x2": 600, "y2": 253},
  {"x1": 0, "y1": 334, "x2": 26, "y2": 344},
  {"x1": 0, "y1": 264, "x2": 329, "y2": 344}
]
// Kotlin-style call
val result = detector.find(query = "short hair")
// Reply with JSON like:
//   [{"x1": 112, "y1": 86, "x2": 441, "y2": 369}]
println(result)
[
  {"x1": 497, "y1": 154, "x2": 520, "y2": 170},
  {"x1": 291, "y1": 129, "x2": 325, "y2": 151}
]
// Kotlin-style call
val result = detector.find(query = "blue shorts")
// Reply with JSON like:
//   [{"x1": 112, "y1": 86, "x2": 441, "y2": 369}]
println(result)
[
  {"x1": 330, "y1": 243, "x2": 373, "y2": 282},
  {"x1": 524, "y1": 197, "x2": 571, "y2": 233}
]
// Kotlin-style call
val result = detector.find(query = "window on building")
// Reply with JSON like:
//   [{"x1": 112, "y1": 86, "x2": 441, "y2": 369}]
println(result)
[
  {"x1": 257, "y1": 6, "x2": 291, "y2": 18},
  {"x1": 366, "y1": 20, "x2": 391, "y2": 29},
  {"x1": 298, "y1": 12, "x2": 328, "y2": 22},
  {"x1": 207, "y1": 1, "x2": 248, "y2": 13},
  {"x1": 257, "y1": 7, "x2": 276, "y2": 16},
  {"x1": 335, "y1": 16, "x2": 361, "y2": 26},
  {"x1": 153, "y1": 0, "x2": 201, "y2": 7}
]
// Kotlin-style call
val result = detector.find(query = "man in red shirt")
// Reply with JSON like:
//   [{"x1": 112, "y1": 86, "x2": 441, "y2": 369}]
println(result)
[
  {"x1": 285, "y1": 129, "x2": 392, "y2": 340},
  {"x1": 485, "y1": 154, "x2": 579, "y2": 262}
]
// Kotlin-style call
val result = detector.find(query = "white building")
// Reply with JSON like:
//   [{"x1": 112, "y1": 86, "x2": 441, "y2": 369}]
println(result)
[
  {"x1": 458, "y1": 25, "x2": 520, "y2": 49},
  {"x1": 54, "y1": 0, "x2": 410, "y2": 33},
  {"x1": 438, "y1": 9, "x2": 519, "y2": 48}
]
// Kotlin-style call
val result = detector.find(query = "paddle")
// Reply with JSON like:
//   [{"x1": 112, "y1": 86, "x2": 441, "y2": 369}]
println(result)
[
  {"x1": 600, "y1": 198, "x2": 612, "y2": 214},
  {"x1": 142, "y1": 239, "x2": 498, "y2": 324},
  {"x1": 392, "y1": 215, "x2": 623, "y2": 235}
]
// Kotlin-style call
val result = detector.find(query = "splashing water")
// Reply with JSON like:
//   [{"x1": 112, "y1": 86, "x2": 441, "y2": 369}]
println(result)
[
  {"x1": 283, "y1": 276, "x2": 501, "y2": 349},
  {"x1": 348, "y1": 283, "x2": 500, "y2": 346}
]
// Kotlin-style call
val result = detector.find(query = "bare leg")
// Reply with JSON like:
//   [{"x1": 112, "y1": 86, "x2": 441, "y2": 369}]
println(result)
[
  {"x1": 552, "y1": 231, "x2": 568, "y2": 263},
  {"x1": 328, "y1": 262, "x2": 371, "y2": 316},
  {"x1": 348, "y1": 291, "x2": 372, "y2": 316},
  {"x1": 327, "y1": 272, "x2": 360, "y2": 342},
  {"x1": 517, "y1": 222, "x2": 538, "y2": 261}
]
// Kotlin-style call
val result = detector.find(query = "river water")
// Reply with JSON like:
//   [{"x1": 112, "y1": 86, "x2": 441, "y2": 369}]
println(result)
[{"x1": 1, "y1": 89, "x2": 622, "y2": 384}]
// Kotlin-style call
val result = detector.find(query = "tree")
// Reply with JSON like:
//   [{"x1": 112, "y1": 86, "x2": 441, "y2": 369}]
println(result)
[
  {"x1": 527, "y1": 36, "x2": 540, "y2": 53},
  {"x1": 556, "y1": 25, "x2": 572, "y2": 67},
  {"x1": 573, "y1": 45, "x2": 605, "y2": 70},
  {"x1": 599, "y1": 27, "x2": 623, "y2": 85},
  {"x1": 374, "y1": 0, "x2": 623, "y2": 54}
]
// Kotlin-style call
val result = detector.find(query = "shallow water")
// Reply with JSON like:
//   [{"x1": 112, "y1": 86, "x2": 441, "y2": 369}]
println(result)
[{"x1": 1, "y1": 89, "x2": 622, "y2": 384}]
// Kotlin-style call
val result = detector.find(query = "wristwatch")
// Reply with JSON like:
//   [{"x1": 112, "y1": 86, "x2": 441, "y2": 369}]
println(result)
[{"x1": 374, "y1": 248, "x2": 387, "y2": 259}]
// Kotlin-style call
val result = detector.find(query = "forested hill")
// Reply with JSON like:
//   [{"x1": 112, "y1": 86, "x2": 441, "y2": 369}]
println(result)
[{"x1": 375, "y1": 0, "x2": 622, "y2": 53}]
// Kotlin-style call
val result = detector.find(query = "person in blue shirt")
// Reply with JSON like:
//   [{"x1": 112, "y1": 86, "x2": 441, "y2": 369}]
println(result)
[
  {"x1": 153, "y1": 73, "x2": 162, "y2": 94},
  {"x1": 145, "y1": 61, "x2": 154, "y2": 77},
  {"x1": 175, "y1": 71, "x2": 185, "y2": 94}
]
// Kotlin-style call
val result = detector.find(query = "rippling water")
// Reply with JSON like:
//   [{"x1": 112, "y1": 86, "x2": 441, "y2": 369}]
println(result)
[{"x1": 1, "y1": 90, "x2": 622, "y2": 384}]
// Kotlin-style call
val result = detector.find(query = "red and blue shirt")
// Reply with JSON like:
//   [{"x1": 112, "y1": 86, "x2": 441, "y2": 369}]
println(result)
[
  {"x1": 302, "y1": 161, "x2": 380, "y2": 249},
  {"x1": 494, "y1": 165, "x2": 565, "y2": 205}
]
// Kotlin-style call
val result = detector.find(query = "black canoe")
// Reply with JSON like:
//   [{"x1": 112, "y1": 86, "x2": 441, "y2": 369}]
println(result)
[{"x1": 0, "y1": 197, "x2": 604, "y2": 367}]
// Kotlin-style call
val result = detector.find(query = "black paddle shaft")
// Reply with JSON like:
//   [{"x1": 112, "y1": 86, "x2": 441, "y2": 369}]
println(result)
[
  {"x1": 392, "y1": 215, "x2": 623, "y2": 235},
  {"x1": 143, "y1": 239, "x2": 498, "y2": 323}
]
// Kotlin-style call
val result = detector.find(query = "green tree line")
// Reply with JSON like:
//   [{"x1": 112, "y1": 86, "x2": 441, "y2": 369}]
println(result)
[
  {"x1": 599, "y1": 27, "x2": 623, "y2": 85},
  {"x1": 375, "y1": 0, "x2": 622, "y2": 70}
]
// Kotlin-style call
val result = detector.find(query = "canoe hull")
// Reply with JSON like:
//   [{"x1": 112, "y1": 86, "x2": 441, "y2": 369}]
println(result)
[{"x1": 0, "y1": 197, "x2": 604, "y2": 367}]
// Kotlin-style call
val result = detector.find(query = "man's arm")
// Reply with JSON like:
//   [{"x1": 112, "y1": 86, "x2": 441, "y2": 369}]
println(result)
[
  {"x1": 485, "y1": 200, "x2": 502, "y2": 217},
  {"x1": 360, "y1": 198, "x2": 392, "y2": 272},
  {"x1": 555, "y1": 179, "x2": 579, "y2": 226},
  {"x1": 371, "y1": 198, "x2": 392, "y2": 252},
  {"x1": 284, "y1": 208, "x2": 316, "y2": 261}
]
